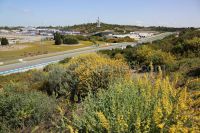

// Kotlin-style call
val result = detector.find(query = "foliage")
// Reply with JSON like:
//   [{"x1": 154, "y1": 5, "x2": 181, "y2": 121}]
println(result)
[
  {"x1": 148, "y1": 26, "x2": 185, "y2": 32},
  {"x1": 149, "y1": 29, "x2": 200, "y2": 58},
  {"x1": 99, "y1": 45, "x2": 175, "y2": 71},
  {"x1": 182, "y1": 37, "x2": 200, "y2": 57},
  {"x1": 30, "y1": 70, "x2": 47, "y2": 82},
  {"x1": 28, "y1": 70, "x2": 48, "y2": 91},
  {"x1": 187, "y1": 78, "x2": 200, "y2": 91},
  {"x1": 171, "y1": 37, "x2": 200, "y2": 57},
  {"x1": 0, "y1": 37, "x2": 9, "y2": 45},
  {"x1": 53, "y1": 32, "x2": 62, "y2": 45},
  {"x1": 59, "y1": 57, "x2": 72, "y2": 64},
  {"x1": 54, "y1": 33, "x2": 79, "y2": 45},
  {"x1": 65, "y1": 53, "x2": 131, "y2": 102},
  {"x1": 148, "y1": 35, "x2": 176, "y2": 52},
  {"x1": 0, "y1": 72, "x2": 31, "y2": 87},
  {"x1": 63, "y1": 36, "x2": 79, "y2": 45},
  {"x1": 72, "y1": 75, "x2": 199, "y2": 133},
  {"x1": 43, "y1": 64, "x2": 69, "y2": 98},
  {"x1": 136, "y1": 45, "x2": 175, "y2": 67},
  {"x1": 0, "y1": 83, "x2": 56, "y2": 130},
  {"x1": 43, "y1": 63, "x2": 58, "y2": 72},
  {"x1": 171, "y1": 58, "x2": 200, "y2": 78},
  {"x1": 61, "y1": 23, "x2": 184, "y2": 34}
]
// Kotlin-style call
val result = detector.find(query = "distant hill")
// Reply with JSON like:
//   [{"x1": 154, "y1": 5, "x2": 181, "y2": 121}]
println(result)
[
  {"x1": 61, "y1": 23, "x2": 143, "y2": 33},
  {"x1": 60, "y1": 23, "x2": 186, "y2": 33},
  {"x1": 0, "y1": 23, "x2": 187, "y2": 33}
]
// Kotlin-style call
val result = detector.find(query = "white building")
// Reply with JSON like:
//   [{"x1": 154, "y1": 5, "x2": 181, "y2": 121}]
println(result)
[{"x1": 130, "y1": 32, "x2": 154, "y2": 38}]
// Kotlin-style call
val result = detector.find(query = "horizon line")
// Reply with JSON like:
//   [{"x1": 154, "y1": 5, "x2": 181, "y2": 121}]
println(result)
[{"x1": 0, "y1": 22, "x2": 199, "y2": 29}]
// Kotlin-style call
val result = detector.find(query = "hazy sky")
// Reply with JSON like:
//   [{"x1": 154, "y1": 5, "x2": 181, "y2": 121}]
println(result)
[{"x1": 0, "y1": 0, "x2": 200, "y2": 27}]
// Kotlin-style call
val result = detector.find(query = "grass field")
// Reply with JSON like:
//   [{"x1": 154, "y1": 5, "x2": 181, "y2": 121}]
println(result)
[{"x1": 0, "y1": 41, "x2": 98, "y2": 62}]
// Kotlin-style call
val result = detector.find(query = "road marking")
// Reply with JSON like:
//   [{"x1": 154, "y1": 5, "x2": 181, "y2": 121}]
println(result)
[{"x1": 0, "y1": 60, "x2": 60, "y2": 75}]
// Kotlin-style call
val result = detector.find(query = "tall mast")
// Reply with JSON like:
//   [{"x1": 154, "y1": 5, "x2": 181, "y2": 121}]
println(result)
[{"x1": 97, "y1": 17, "x2": 101, "y2": 28}]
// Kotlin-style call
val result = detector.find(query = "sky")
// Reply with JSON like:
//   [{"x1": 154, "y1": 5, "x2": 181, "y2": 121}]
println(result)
[{"x1": 0, "y1": 0, "x2": 200, "y2": 27}]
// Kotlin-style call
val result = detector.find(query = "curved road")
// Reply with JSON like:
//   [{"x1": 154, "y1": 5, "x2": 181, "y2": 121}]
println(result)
[{"x1": 0, "y1": 32, "x2": 173, "y2": 75}]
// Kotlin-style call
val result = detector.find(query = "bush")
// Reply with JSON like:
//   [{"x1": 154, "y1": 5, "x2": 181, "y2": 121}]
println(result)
[
  {"x1": 28, "y1": 70, "x2": 48, "y2": 91},
  {"x1": 43, "y1": 63, "x2": 58, "y2": 72},
  {"x1": 135, "y1": 45, "x2": 175, "y2": 68},
  {"x1": 59, "y1": 57, "x2": 72, "y2": 64},
  {"x1": 187, "y1": 78, "x2": 200, "y2": 91},
  {"x1": 75, "y1": 35, "x2": 89, "y2": 41},
  {"x1": 0, "y1": 84, "x2": 56, "y2": 130},
  {"x1": 30, "y1": 70, "x2": 47, "y2": 82},
  {"x1": 172, "y1": 37, "x2": 200, "y2": 57},
  {"x1": 171, "y1": 58, "x2": 200, "y2": 77},
  {"x1": 65, "y1": 53, "x2": 131, "y2": 102},
  {"x1": 183, "y1": 37, "x2": 200, "y2": 57},
  {"x1": 63, "y1": 36, "x2": 79, "y2": 44},
  {"x1": 72, "y1": 75, "x2": 198, "y2": 132},
  {"x1": 43, "y1": 64, "x2": 69, "y2": 98}
]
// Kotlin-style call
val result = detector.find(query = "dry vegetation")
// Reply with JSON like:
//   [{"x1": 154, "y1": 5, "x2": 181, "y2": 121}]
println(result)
[{"x1": 0, "y1": 41, "x2": 93, "y2": 62}]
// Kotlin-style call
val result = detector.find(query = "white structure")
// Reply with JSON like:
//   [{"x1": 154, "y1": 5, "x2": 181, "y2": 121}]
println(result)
[
  {"x1": 112, "y1": 31, "x2": 155, "y2": 40},
  {"x1": 130, "y1": 32, "x2": 154, "y2": 38},
  {"x1": 97, "y1": 17, "x2": 101, "y2": 28},
  {"x1": 112, "y1": 34, "x2": 140, "y2": 40}
]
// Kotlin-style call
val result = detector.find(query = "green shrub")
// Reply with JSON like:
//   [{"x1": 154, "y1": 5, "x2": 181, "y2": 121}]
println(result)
[
  {"x1": 30, "y1": 70, "x2": 47, "y2": 82},
  {"x1": 0, "y1": 85, "x2": 56, "y2": 130},
  {"x1": 172, "y1": 37, "x2": 200, "y2": 57},
  {"x1": 43, "y1": 64, "x2": 69, "y2": 98},
  {"x1": 59, "y1": 57, "x2": 72, "y2": 64},
  {"x1": 171, "y1": 58, "x2": 200, "y2": 78},
  {"x1": 28, "y1": 70, "x2": 48, "y2": 91},
  {"x1": 72, "y1": 75, "x2": 198, "y2": 132},
  {"x1": 75, "y1": 35, "x2": 89, "y2": 41},
  {"x1": 43, "y1": 63, "x2": 58, "y2": 72},
  {"x1": 63, "y1": 37, "x2": 79, "y2": 44}
]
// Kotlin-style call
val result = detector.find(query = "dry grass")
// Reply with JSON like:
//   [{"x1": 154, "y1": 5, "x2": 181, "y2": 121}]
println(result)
[{"x1": 0, "y1": 41, "x2": 94, "y2": 62}]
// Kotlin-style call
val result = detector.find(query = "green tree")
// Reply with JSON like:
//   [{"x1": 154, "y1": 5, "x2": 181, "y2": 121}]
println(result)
[
  {"x1": 1, "y1": 37, "x2": 9, "y2": 45},
  {"x1": 54, "y1": 32, "x2": 62, "y2": 45}
]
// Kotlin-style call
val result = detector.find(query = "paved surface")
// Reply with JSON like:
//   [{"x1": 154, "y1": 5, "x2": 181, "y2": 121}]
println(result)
[{"x1": 0, "y1": 32, "x2": 173, "y2": 75}]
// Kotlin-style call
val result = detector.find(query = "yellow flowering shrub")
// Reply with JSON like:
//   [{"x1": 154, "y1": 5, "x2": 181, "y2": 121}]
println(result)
[
  {"x1": 72, "y1": 74, "x2": 199, "y2": 132},
  {"x1": 96, "y1": 112, "x2": 111, "y2": 131},
  {"x1": 135, "y1": 45, "x2": 175, "y2": 66},
  {"x1": 65, "y1": 53, "x2": 131, "y2": 101}
]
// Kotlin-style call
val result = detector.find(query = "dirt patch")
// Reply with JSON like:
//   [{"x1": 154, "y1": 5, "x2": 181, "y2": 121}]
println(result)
[{"x1": 0, "y1": 45, "x2": 29, "y2": 51}]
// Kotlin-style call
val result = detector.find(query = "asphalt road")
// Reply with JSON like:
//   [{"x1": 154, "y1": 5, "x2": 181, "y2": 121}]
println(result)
[{"x1": 0, "y1": 32, "x2": 173, "y2": 75}]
